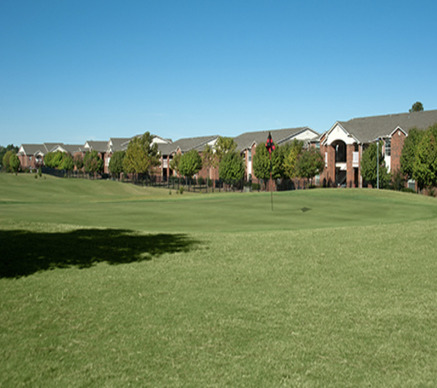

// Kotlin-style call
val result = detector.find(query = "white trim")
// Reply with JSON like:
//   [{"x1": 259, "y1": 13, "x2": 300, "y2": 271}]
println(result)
[
  {"x1": 322, "y1": 122, "x2": 359, "y2": 146},
  {"x1": 388, "y1": 126, "x2": 408, "y2": 137},
  {"x1": 325, "y1": 123, "x2": 357, "y2": 146}
]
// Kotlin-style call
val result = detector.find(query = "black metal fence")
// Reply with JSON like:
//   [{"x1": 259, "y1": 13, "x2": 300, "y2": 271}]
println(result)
[{"x1": 41, "y1": 167, "x2": 314, "y2": 192}]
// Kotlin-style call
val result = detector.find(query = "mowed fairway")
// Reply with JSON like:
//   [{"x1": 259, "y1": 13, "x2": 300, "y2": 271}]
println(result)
[{"x1": 1, "y1": 174, "x2": 437, "y2": 387}]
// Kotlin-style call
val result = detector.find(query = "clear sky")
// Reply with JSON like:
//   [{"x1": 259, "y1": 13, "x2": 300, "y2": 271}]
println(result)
[{"x1": 1, "y1": 0, "x2": 436, "y2": 146}]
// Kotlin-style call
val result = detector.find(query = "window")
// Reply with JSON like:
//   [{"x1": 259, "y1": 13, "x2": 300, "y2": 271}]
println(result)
[
  {"x1": 325, "y1": 152, "x2": 328, "y2": 167},
  {"x1": 385, "y1": 138, "x2": 391, "y2": 156},
  {"x1": 248, "y1": 150, "x2": 252, "y2": 162}
]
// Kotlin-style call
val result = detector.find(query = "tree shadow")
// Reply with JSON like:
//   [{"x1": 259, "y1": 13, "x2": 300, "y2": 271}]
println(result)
[{"x1": 0, "y1": 229, "x2": 200, "y2": 278}]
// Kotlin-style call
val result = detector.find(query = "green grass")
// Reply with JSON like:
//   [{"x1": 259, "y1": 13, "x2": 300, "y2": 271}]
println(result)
[{"x1": 1, "y1": 174, "x2": 437, "y2": 386}]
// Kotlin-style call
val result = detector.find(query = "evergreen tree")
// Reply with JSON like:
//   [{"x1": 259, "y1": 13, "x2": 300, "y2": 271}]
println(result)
[
  {"x1": 60, "y1": 153, "x2": 74, "y2": 173},
  {"x1": 413, "y1": 125, "x2": 437, "y2": 190},
  {"x1": 109, "y1": 151, "x2": 126, "y2": 179},
  {"x1": 84, "y1": 150, "x2": 103, "y2": 177},
  {"x1": 361, "y1": 142, "x2": 390, "y2": 188},
  {"x1": 74, "y1": 153, "x2": 84, "y2": 171},
  {"x1": 401, "y1": 128, "x2": 424, "y2": 179}
]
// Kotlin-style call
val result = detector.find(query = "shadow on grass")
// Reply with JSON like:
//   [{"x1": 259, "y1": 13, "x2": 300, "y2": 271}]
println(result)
[{"x1": 0, "y1": 229, "x2": 200, "y2": 278}]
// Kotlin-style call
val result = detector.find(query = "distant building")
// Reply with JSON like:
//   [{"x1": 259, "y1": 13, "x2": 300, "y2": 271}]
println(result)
[{"x1": 319, "y1": 110, "x2": 437, "y2": 187}]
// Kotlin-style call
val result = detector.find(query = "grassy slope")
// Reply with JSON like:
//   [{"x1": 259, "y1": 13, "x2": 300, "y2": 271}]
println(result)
[{"x1": 1, "y1": 174, "x2": 437, "y2": 387}]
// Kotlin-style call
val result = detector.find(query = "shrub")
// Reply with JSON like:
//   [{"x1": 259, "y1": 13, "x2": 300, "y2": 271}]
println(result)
[
  {"x1": 400, "y1": 187, "x2": 415, "y2": 194},
  {"x1": 197, "y1": 177, "x2": 205, "y2": 185}
]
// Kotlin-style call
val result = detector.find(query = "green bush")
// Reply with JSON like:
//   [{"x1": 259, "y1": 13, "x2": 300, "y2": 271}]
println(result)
[
  {"x1": 252, "y1": 183, "x2": 261, "y2": 191},
  {"x1": 197, "y1": 177, "x2": 205, "y2": 185},
  {"x1": 400, "y1": 187, "x2": 415, "y2": 194}
]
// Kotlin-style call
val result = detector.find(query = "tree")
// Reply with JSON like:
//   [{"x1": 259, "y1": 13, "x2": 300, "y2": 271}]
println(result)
[
  {"x1": 0, "y1": 144, "x2": 18, "y2": 169},
  {"x1": 108, "y1": 151, "x2": 125, "y2": 179},
  {"x1": 219, "y1": 151, "x2": 244, "y2": 186},
  {"x1": 215, "y1": 137, "x2": 237, "y2": 162},
  {"x1": 296, "y1": 147, "x2": 324, "y2": 186},
  {"x1": 9, "y1": 153, "x2": 21, "y2": 173},
  {"x1": 43, "y1": 152, "x2": 54, "y2": 168},
  {"x1": 361, "y1": 142, "x2": 390, "y2": 188},
  {"x1": 410, "y1": 101, "x2": 424, "y2": 112},
  {"x1": 170, "y1": 153, "x2": 182, "y2": 176},
  {"x1": 2, "y1": 150, "x2": 16, "y2": 172},
  {"x1": 401, "y1": 128, "x2": 424, "y2": 179},
  {"x1": 44, "y1": 151, "x2": 64, "y2": 168},
  {"x1": 84, "y1": 150, "x2": 103, "y2": 177},
  {"x1": 123, "y1": 132, "x2": 159, "y2": 179},
  {"x1": 283, "y1": 140, "x2": 304, "y2": 179},
  {"x1": 60, "y1": 153, "x2": 74, "y2": 173},
  {"x1": 252, "y1": 143, "x2": 270, "y2": 181},
  {"x1": 202, "y1": 144, "x2": 217, "y2": 189},
  {"x1": 74, "y1": 153, "x2": 84, "y2": 172},
  {"x1": 412, "y1": 124, "x2": 437, "y2": 190},
  {"x1": 252, "y1": 142, "x2": 283, "y2": 186},
  {"x1": 179, "y1": 150, "x2": 202, "y2": 180}
]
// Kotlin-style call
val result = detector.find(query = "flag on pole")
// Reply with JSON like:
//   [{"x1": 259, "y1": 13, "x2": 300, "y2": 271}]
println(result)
[{"x1": 265, "y1": 132, "x2": 275, "y2": 154}]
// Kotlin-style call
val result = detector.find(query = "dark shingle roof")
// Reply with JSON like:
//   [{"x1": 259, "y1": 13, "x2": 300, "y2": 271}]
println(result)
[
  {"x1": 338, "y1": 109, "x2": 437, "y2": 143},
  {"x1": 18, "y1": 144, "x2": 47, "y2": 155},
  {"x1": 85, "y1": 141, "x2": 108, "y2": 153},
  {"x1": 233, "y1": 127, "x2": 318, "y2": 151},
  {"x1": 43, "y1": 143, "x2": 64, "y2": 152},
  {"x1": 109, "y1": 137, "x2": 133, "y2": 152},
  {"x1": 158, "y1": 135, "x2": 219, "y2": 155},
  {"x1": 61, "y1": 144, "x2": 85, "y2": 154}
]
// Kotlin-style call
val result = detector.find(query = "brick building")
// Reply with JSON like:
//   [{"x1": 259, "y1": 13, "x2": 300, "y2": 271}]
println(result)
[{"x1": 319, "y1": 110, "x2": 437, "y2": 188}]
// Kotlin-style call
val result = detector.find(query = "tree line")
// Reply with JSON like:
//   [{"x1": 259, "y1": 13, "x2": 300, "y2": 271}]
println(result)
[
  {"x1": 108, "y1": 133, "x2": 324, "y2": 189},
  {"x1": 1, "y1": 133, "x2": 325, "y2": 189}
]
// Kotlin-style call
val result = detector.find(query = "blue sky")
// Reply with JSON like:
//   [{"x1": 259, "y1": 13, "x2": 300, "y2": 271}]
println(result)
[{"x1": 1, "y1": 0, "x2": 436, "y2": 146}]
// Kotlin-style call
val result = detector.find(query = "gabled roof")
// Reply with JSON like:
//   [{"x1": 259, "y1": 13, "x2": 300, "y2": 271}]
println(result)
[
  {"x1": 109, "y1": 137, "x2": 133, "y2": 152},
  {"x1": 152, "y1": 135, "x2": 172, "y2": 144},
  {"x1": 233, "y1": 127, "x2": 318, "y2": 151},
  {"x1": 61, "y1": 144, "x2": 85, "y2": 154},
  {"x1": 18, "y1": 144, "x2": 46, "y2": 156},
  {"x1": 158, "y1": 135, "x2": 219, "y2": 155},
  {"x1": 84, "y1": 140, "x2": 108, "y2": 153},
  {"x1": 337, "y1": 109, "x2": 437, "y2": 143},
  {"x1": 43, "y1": 143, "x2": 64, "y2": 153}
]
